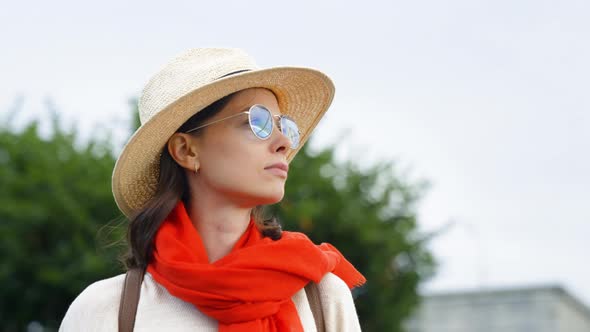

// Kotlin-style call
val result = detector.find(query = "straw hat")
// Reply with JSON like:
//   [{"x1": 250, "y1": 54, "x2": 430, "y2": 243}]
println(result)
[{"x1": 112, "y1": 48, "x2": 335, "y2": 218}]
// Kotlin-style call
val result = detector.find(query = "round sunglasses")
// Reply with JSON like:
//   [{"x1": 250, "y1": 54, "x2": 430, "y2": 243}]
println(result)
[{"x1": 185, "y1": 104, "x2": 301, "y2": 149}]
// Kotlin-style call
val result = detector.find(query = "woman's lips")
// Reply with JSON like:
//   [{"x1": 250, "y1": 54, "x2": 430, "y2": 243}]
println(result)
[
  {"x1": 265, "y1": 163, "x2": 289, "y2": 178},
  {"x1": 265, "y1": 167, "x2": 288, "y2": 178}
]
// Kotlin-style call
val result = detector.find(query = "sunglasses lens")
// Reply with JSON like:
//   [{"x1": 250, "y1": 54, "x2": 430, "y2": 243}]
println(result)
[
  {"x1": 281, "y1": 117, "x2": 300, "y2": 149},
  {"x1": 249, "y1": 105, "x2": 273, "y2": 139}
]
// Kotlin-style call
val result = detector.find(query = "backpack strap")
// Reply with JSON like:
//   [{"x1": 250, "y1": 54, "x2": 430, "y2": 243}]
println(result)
[
  {"x1": 305, "y1": 282, "x2": 325, "y2": 332},
  {"x1": 118, "y1": 267, "x2": 145, "y2": 332}
]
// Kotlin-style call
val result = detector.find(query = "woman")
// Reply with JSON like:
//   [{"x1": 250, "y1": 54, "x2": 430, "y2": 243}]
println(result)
[{"x1": 60, "y1": 48, "x2": 365, "y2": 331}]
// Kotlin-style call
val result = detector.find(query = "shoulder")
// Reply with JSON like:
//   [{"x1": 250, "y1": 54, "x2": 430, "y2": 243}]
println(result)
[
  {"x1": 316, "y1": 272, "x2": 362, "y2": 332},
  {"x1": 60, "y1": 272, "x2": 218, "y2": 332},
  {"x1": 317, "y1": 272, "x2": 351, "y2": 297},
  {"x1": 59, "y1": 274, "x2": 125, "y2": 331}
]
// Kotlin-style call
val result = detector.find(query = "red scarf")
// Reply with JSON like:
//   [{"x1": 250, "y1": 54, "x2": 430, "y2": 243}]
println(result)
[{"x1": 147, "y1": 200, "x2": 366, "y2": 331}]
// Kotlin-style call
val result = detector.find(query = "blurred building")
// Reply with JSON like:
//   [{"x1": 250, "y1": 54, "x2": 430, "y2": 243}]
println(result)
[{"x1": 404, "y1": 285, "x2": 590, "y2": 332}]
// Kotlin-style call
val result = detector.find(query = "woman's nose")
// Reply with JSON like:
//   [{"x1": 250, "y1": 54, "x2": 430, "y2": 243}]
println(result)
[{"x1": 271, "y1": 122, "x2": 291, "y2": 154}]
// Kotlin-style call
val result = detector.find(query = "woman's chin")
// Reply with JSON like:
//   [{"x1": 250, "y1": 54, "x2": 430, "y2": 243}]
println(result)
[{"x1": 252, "y1": 189, "x2": 285, "y2": 206}]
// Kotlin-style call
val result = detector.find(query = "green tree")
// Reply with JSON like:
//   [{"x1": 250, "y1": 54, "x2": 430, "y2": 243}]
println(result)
[
  {"x1": 0, "y1": 110, "x2": 123, "y2": 331},
  {"x1": 1, "y1": 104, "x2": 436, "y2": 331}
]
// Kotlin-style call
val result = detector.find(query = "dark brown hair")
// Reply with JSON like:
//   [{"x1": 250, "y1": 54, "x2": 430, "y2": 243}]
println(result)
[{"x1": 122, "y1": 92, "x2": 282, "y2": 270}]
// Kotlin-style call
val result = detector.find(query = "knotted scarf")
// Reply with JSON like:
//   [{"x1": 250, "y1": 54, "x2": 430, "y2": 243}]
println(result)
[{"x1": 146, "y1": 200, "x2": 366, "y2": 331}]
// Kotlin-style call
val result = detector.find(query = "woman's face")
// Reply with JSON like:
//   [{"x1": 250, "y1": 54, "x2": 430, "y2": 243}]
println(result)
[{"x1": 188, "y1": 88, "x2": 292, "y2": 207}]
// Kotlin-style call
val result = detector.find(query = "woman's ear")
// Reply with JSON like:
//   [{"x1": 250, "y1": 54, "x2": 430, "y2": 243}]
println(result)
[{"x1": 167, "y1": 133, "x2": 200, "y2": 172}]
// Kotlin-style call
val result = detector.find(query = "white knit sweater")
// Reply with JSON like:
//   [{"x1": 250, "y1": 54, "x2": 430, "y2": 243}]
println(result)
[{"x1": 59, "y1": 272, "x2": 361, "y2": 331}]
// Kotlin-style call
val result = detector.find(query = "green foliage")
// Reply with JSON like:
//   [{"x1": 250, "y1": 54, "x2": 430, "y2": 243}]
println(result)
[
  {"x1": 0, "y1": 113, "x2": 124, "y2": 331},
  {"x1": 272, "y1": 145, "x2": 436, "y2": 331},
  {"x1": 0, "y1": 105, "x2": 436, "y2": 331}
]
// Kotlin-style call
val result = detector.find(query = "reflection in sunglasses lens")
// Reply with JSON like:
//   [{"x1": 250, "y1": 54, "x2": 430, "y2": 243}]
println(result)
[
  {"x1": 249, "y1": 105, "x2": 300, "y2": 149},
  {"x1": 250, "y1": 106, "x2": 273, "y2": 139},
  {"x1": 281, "y1": 118, "x2": 300, "y2": 149}
]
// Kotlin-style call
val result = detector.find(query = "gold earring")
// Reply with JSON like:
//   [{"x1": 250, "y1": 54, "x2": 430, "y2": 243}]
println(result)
[{"x1": 194, "y1": 160, "x2": 200, "y2": 174}]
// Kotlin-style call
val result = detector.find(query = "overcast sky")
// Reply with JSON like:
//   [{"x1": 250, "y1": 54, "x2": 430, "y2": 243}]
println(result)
[{"x1": 2, "y1": 0, "x2": 589, "y2": 306}]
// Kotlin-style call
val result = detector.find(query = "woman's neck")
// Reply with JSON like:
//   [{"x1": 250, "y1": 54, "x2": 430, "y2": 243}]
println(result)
[{"x1": 186, "y1": 195, "x2": 252, "y2": 263}]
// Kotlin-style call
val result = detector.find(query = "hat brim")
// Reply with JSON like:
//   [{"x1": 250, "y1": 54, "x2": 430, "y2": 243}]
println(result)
[{"x1": 112, "y1": 67, "x2": 335, "y2": 218}]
